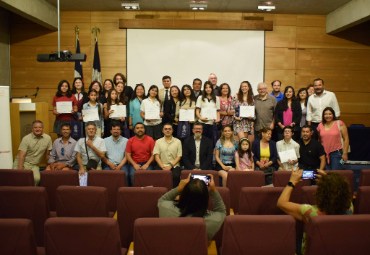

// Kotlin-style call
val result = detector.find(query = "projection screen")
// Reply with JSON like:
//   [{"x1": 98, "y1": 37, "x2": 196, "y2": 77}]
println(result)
[{"x1": 127, "y1": 29, "x2": 265, "y2": 95}]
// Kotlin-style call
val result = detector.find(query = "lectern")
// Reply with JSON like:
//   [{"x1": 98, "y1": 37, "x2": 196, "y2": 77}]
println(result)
[{"x1": 10, "y1": 102, "x2": 49, "y2": 166}]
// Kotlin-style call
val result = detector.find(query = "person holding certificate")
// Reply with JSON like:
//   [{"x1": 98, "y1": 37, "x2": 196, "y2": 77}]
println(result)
[
  {"x1": 215, "y1": 125, "x2": 238, "y2": 187},
  {"x1": 129, "y1": 84, "x2": 145, "y2": 131},
  {"x1": 71, "y1": 77, "x2": 87, "y2": 114},
  {"x1": 140, "y1": 85, "x2": 164, "y2": 140},
  {"x1": 81, "y1": 89, "x2": 104, "y2": 137},
  {"x1": 217, "y1": 83, "x2": 234, "y2": 126},
  {"x1": 104, "y1": 89, "x2": 123, "y2": 135},
  {"x1": 231, "y1": 81, "x2": 255, "y2": 142},
  {"x1": 196, "y1": 81, "x2": 220, "y2": 141},
  {"x1": 52, "y1": 80, "x2": 78, "y2": 136},
  {"x1": 113, "y1": 72, "x2": 133, "y2": 100},
  {"x1": 101, "y1": 79, "x2": 114, "y2": 104},
  {"x1": 82, "y1": 81, "x2": 104, "y2": 105},
  {"x1": 115, "y1": 82, "x2": 131, "y2": 138},
  {"x1": 276, "y1": 126, "x2": 300, "y2": 171},
  {"x1": 274, "y1": 86, "x2": 302, "y2": 141},
  {"x1": 163, "y1": 86, "x2": 180, "y2": 137},
  {"x1": 175, "y1": 85, "x2": 197, "y2": 141},
  {"x1": 252, "y1": 127, "x2": 278, "y2": 185}
]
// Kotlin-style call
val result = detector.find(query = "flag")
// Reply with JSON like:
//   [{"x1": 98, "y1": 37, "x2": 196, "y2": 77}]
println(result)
[
  {"x1": 74, "y1": 37, "x2": 83, "y2": 81},
  {"x1": 92, "y1": 36, "x2": 102, "y2": 84}
]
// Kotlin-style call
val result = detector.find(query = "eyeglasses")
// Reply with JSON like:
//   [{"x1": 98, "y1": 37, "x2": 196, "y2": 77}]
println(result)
[
  {"x1": 257, "y1": 88, "x2": 267, "y2": 91},
  {"x1": 61, "y1": 148, "x2": 64, "y2": 156}
]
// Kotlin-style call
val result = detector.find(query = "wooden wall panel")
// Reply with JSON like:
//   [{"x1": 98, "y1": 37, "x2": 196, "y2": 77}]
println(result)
[
  {"x1": 340, "y1": 114, "x2": 370, "y2": 127},
  {"x1": 90, "y1": 23, "x2": 126, "y2": 46},
  {"x1": 264, "y1": 70, "x2": 296, "y2": 90},
  {"x1": 98, "y1": 46, "x2": 126, "y2": 67},
  {"x1": 242, "y1": 13, "x2": 297, "y2": 26},
  {"x1": 336, "y1": 92, "x2": 370, "y2": 114},
  {"x1": 11, "y1": 88, "x2": 55, "y2": 111},
  {"x1": 297, "y1": 49, "x2": 370, "y2": 71},
  {"x1": 61, "y1": 11, "x2": 91, "y2": 23},
  {"x1": 265, "y1": 26, "x2": 296, "y2": 48},
  {"x1": 194, "y1": 12, "x2": 243, "y2": 20},
  {"x1": 101, "y1": 67, "x2": 126, "y2": 83},
  {"x1": 296, "y1": 15, "x2": 326, "y2": 27},
  {"x1": 295, "y1": 70, "x2": 370, "y2": 93},
  {"x1": 297, "y1": 27, "x2": 370, "y2": 49},
  {"x1": 265, "y1": 48, "x2": 296, "y2": 70}
]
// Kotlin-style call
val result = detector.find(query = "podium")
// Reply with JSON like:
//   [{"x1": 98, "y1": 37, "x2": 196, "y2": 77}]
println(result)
[{"x1": 10, "y1": 102, "x2": 50, "y2": 166}]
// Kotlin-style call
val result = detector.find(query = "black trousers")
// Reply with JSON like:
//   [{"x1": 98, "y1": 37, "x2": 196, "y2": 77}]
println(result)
[
  {"x1": 311, "y1": 122, "x2": 320, "y2": 140},
  {"x1": 155, "y1": 165, "x2": 182, "y2": 188}
]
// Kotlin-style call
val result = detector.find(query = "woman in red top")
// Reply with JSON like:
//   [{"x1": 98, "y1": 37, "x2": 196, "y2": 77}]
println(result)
[
  {"x1": 317, "y1": 107, "x2": 350, "y2": 170},
  {"x1": 71, "y1": 77, "x2": 86, "y2": 114},
  {"x1": 52, "y1": 80, "x2": 78, "y2": 136}
]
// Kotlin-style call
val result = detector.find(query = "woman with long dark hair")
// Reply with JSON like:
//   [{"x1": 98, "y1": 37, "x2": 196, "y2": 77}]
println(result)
[
  {"x1": 101, "y1": 79, "x2": 114, "y2": 104},
  {"x1": 81, "y1": 89, "x2": 104, "y2": 137},
  {"x1": 297, "y1": 87, "x2": 308, "y2": 128},
  {"x1": 114, "y1": 82, "x2": 130, "y2": 138},
  {"x1": 217, "y1": 83, "x2": 234, "y2": 126},
  {"x1": 129, "y1": 84, "x2": 146, "y2": 131},
  {"x1": 231, "y1": 81, "x2": 255, "y2": 142},
  {"x1": 140, "y1": 85, "x2": 164, "y2": 140},
  {"x1": 52, "y1": 80, "x2": 78, "y2": 136},
  {"x1": 158, "y1": 173, "x2": 226, "y2": 241},
  {"x1": 175, "y1": 85, "x2": 197, "y2": 140},
  {"x1": 317, "y1": 107, "x2": 349, "y2": 170},
  {"x1": 71, "y1": 77, "x2": 86, "y2": 114},
  {"x1": 274, "y1": 86, "x2": 302, "y2": 141},
  {"x1": 163, "y1": 86, "x2": 181, "y2": 137},
  {"x1": 82, "y1": 80, "x2": 104, "y2": 105},
  {"x1": 113, "y1": 73, "x2": 133, "y2": 100}
]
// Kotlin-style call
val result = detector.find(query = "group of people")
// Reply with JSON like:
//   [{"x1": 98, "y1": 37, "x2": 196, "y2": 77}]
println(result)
[{"x1": 13, "y1": 73, "x2": 349, "y2": 187}]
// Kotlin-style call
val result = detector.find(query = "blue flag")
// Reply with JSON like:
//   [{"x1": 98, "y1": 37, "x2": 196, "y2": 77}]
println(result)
[
  {"x1": 74, "y1": 37, "x2": 83, "y2": 81},
  {"x1": 92, "y1": 37, "x2": 102, "y2": 84}
]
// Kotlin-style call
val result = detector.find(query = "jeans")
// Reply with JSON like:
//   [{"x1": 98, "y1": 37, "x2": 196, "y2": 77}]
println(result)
[
  {"x1": 326, "y1": 149, "x2": 343, "y2": 170},
  {"x1": 103, "y1": 164, "x2": 130, "y2": 186},
  {"x1": 128, "y1": 161, "x2": 154, "y2": 187}
]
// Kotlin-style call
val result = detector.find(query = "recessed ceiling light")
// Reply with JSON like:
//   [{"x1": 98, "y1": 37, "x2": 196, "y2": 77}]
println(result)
[
  {"x1": 121, "y1": 2, "x2": 140, "y2": 10},
  {"x1": 190, "y1": 4, "x2": 207, "y2": 10},
  {"x1": 199, "y1": 7, "x2": 205, "y2": 10},
  {"x1": 192, "y1": 7, "x2": 198, "y2": 10},
  {"x1": 258, "y1": 5, "x2": 275, "y2": 11}
]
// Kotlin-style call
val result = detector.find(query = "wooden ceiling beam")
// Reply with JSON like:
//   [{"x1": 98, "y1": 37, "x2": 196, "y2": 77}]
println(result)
[{"x1": 119, "y1": 19, "x2": 273, "y2": 30}]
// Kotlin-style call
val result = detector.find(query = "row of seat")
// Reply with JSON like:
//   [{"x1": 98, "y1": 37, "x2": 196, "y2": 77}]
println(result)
[
  {"x1": 2, "y1": 214, "x2": 370, "y2": 255},
  {"x1": 1, "y1": 169, "x2": 367, "y2": 214},
  {"x1": 1, "y1": 184, "x2": 370, "y2": 250}
]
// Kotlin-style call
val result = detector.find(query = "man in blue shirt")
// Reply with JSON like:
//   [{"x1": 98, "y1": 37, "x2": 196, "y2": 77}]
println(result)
[
  {"x1": 102, "y1": 121, "x2": 130, "y2": 183},
  {"x1": 269, "y1": 80, "x2": 284, "y2": 102}
]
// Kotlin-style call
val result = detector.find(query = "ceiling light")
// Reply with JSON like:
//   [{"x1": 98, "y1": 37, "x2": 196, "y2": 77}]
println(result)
[
  {"x1": 258, "y1": 5, "x2": 275, "y2": 11},
  {"x1": 121, "y1": 2, "x2": 140, "y2": 10},
  {"x1": 190, "y1": 4, "x2": 207, "y2": 10}
]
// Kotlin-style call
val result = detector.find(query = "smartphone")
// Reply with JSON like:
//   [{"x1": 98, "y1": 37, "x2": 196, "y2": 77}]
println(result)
[
  {"x1": 340, "y1": 159, "x2": 344, "y2": 165},
  {"x1": 301, "y1": 170, "x2": 318, "y2": 180},
  {"x1": 191, "y1": 174, "x2": 211, "y2": 186}
]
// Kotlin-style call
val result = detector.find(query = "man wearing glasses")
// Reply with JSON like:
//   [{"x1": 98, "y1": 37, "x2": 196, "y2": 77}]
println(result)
[
  {"x1": 254, "y1": 82, "x2": 277, "y2": 140},
  {"x1": 276, "y1": 126, "x2": 300, "y2": 171},
  {"x1": 46, "y1": 123, "x2": 77, "y2": 171}
]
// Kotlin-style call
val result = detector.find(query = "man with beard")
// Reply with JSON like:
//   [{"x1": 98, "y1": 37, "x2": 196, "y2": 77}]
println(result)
[
  {"x1": 182, "y1": 122, "x2": 213, "y2": 170},
  {"x1": 269, "y1": 80, "x2": 284, "y2": 102},
  {"x1": 47, "y1": 123, "x2": 77, "y2": 170},
  {"x1": 153, "y1": 123, "x2": 182, "y2": 187},
  {"x1": 125, "y1": 122, "x2": 155, "y2": 183},
  {"x1": 306, "y1": 78, "x2": 340, "y2": 139},
  {"x1": 297, "y1": 125, "x2": 326, "y2": 170}
]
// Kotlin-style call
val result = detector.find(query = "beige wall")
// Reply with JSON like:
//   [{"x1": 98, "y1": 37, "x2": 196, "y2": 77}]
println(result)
[
  {"x1": 10, "y1": 11, "x2": 370, "y2": 140},
  {"x1": 0, "y1": 7, "x2": 10, "y2": 87}
]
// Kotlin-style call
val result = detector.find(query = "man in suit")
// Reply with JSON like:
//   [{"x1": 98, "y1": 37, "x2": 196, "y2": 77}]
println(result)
[
  {"x1": 182, "y1": 122, "x2": 213, "y2": 170},
  {"x1": 158, "y1": 75, "x2": 172, "y2": 103},
  {"x1": 192, "y1": 78, "x2": 202, "y2": 99}
]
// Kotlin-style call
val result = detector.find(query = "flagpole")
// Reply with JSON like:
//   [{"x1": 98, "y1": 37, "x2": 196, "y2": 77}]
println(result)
[{"x1": 75, "y1": 25, "x2": 79, "y2": 48}]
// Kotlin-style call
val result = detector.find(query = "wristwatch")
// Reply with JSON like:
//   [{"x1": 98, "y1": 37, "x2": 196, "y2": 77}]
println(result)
[{"x1": 287, "y1": 182, "x2": 295, "y2": 188}]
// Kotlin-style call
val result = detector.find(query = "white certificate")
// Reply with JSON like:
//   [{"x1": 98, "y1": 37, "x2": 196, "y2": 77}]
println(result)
[
  {"x1": 179, "y1": 109, "x2": 195, "y2": 122},
  {"x1": 56, "y1": 101, "x2": 72, "y2": 114},
  {"x1": 278, "y1": 149, "x2": 298, "y2": 163},
  {"x1": 201, "y1": 108, "x2": 217, "y2": 120},
  {"x1": 239, "y1": 106, "x2": 255, "y2": 118},
  {"x1": 109, "y1": 105, "x2": 126, "y2": 119},
  {"x1": 145, "y1": 107, "x2": 160, "y2": 119},
  {"x1": 82, "y1": 108, "x2": 99, "y2": 122}
]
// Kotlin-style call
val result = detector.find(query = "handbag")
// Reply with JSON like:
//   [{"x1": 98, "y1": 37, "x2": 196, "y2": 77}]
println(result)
[
  {"x1": 177, "y1": 121, "x2": 191, "y2": 139},
  {"x1": 217, "y1": 98, "x2": 230, "y2": 131},
  {"x1": 85, "y1": 137, "x2": 99, "y2": 170},
  {"x1": 337, "y1": 120, "x2": 351, "y2": 153},
  {"x1": 70, "y1": 116, "x2": 83, "y2": 139}
]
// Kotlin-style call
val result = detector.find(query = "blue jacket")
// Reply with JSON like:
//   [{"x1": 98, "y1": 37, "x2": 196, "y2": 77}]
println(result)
[{"x1": 252, "y1": 139, "x2": 278, "y2": 169}]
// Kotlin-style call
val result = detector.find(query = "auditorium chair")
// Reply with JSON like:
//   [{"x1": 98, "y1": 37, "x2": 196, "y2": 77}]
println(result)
[
  {"x1": 0, "y1": 219, "x2": 43, "y2": 255},
  {"x1": 181, "y1": 170, "x2": 220, "y2": 186},
  {"x1": 272, "y1": 171, "x2": 310, "y2": 204},
  {"x1": 87, "y1": 170, "x2": 126, "y2": 214},
  {"x1": 44, "y1": 217, "x2": 126, "y2": 255},
  {"x1": 40, "y1": 170, "x2": 79, "y2": 216},
  {"x1": 134, "y1": 170, "x2": 172, "y2": 190},
  {"x1": 220, "y1": 215, "x2": 296, "y2": 255},
  {"x1": 305, "y1": 215, "x2": 370, "y2": 255},
  {"x1": 358, "y1": 170, "x2": 370, "y2": 187},
  {"x1": 238, "y1": 187, "x2": 285, "y2": 215},
  {"x1": 325, "y1": 170, "x2": 354, "y2": 194},
  {"x1": 0, "y1": 187, "x2": 49, "y2": 247},
  {"x1": 0, "y1": 169, "x2": 34, "y2": 186},
  {"x1": 134, "y1": 218, "x2": 208, "y2": 255},
  {"x1": 227, "y1": 171, "x2": 265, "y2": 214},
  {"x1": 354, "y1": 186, "x2": 370, "y2": 214},
  {"x1": 117, "y1": 187, "x2": 168, "y2": 249},
  {"x1": 301, "y1": 186, "x2": 318, "y2": 205},
  {"x1": 56, "y1": 186, "x2": 110, "y2": 217}
]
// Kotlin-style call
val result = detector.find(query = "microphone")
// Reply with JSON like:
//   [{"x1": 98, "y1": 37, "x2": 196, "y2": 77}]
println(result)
[{"x1": 34, "y1": 87, "x2": 39, "y2": 98}]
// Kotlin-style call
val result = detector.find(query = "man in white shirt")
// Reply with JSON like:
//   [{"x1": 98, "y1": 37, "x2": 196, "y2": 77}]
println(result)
[
  {"x1": 306, "y1": 78, "x2": 340, "y2": 139},
  {"x1": 277, "y1": 126, "x2": 300, "y2": 171}
]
